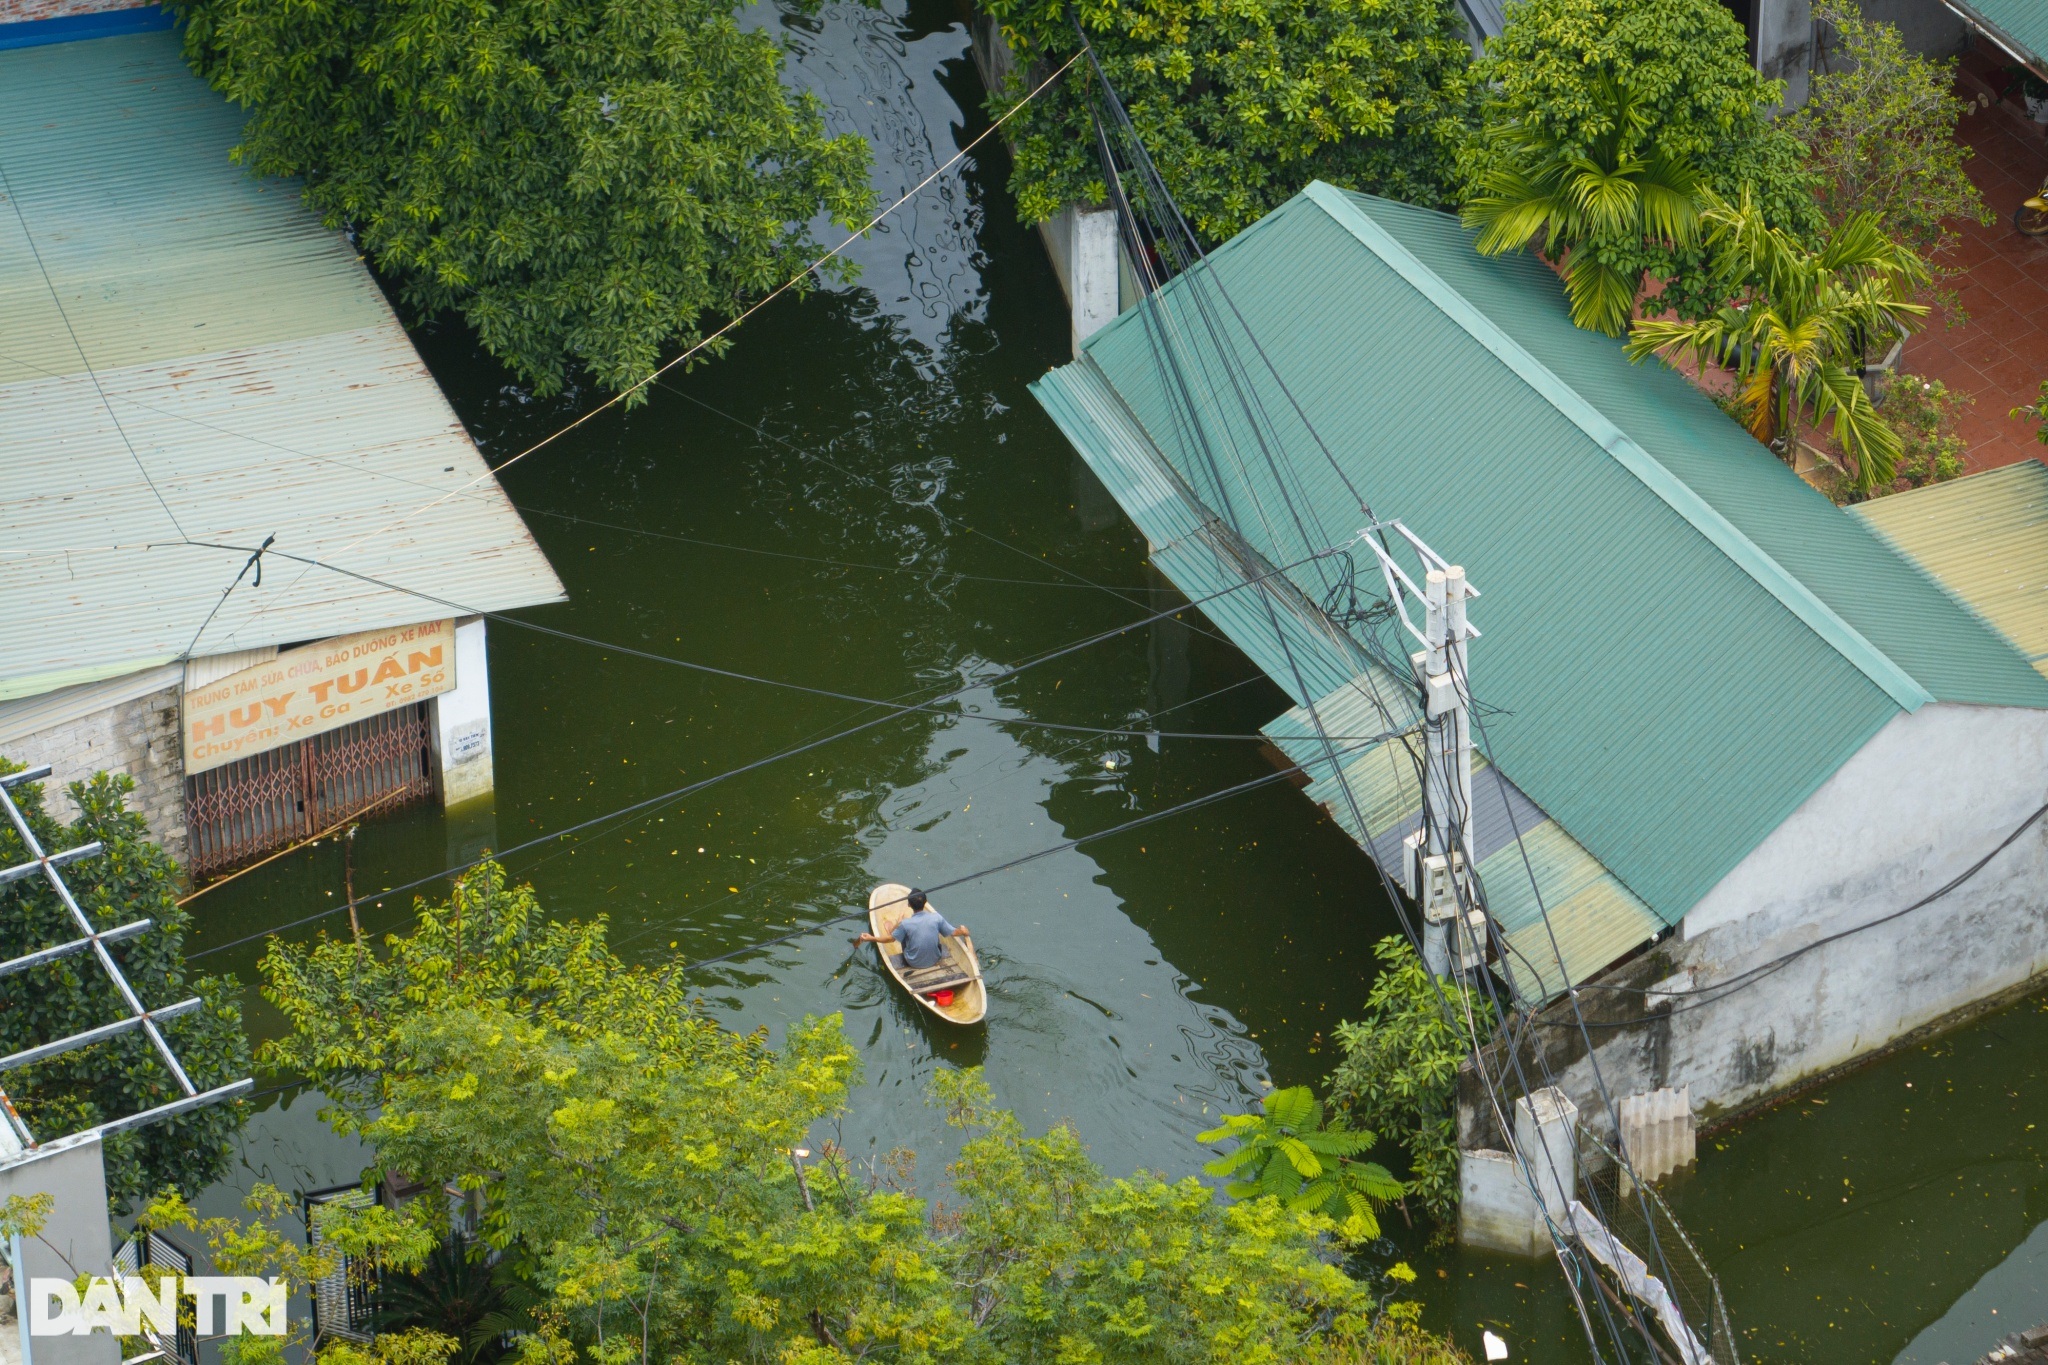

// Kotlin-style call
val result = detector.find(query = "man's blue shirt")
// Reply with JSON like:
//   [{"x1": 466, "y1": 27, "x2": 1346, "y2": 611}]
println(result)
[{"x1": 893, "y1": 908, "x2": 957, "y2": 968}]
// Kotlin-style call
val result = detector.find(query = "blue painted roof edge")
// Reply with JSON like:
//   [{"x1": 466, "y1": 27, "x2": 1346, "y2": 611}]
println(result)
[
  {"x1": 0, "y1": 6, "x2": 173, "y2": 50},
  {"x1": 1302, "y1": 181, "x2": 1937, "y2": 715}
]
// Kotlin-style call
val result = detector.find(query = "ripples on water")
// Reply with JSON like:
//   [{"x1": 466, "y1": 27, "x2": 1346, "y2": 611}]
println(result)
[{"x1": 192, "y1": 0, "x2": 1390, "y2": 1208}]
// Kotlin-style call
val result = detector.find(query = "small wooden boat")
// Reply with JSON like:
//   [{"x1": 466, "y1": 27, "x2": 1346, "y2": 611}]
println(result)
[{"x1": 868, "y1": 882, "x2": 986, "y2": 1025}]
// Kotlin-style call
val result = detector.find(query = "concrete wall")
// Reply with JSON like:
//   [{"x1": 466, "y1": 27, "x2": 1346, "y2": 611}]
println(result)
[
  {"x1": 1760, "y1": 0, "x2": 1815, "y2": 106},
  {"x1": 0, "y1": 684, "x2": 185, "y2": 865},
  {"x1": 967, "y1": 15, "x2": 1124, "y2": 355},
  {"x1": 1036, "y1": 205, "x2": 1122, "y2": 355},
  {"x1": 0, "y1": 1140, "x2": 118, "y2": 1365},
  {"x1": 1461, "y1": 701, "x2": 2048, "y2": 1146},
  {"x1": 430, "y1": 617, "x2": 494, "y2": 810},
  {"x1": 1846, "y1": 0, "x2": 1967, "y2": 56}
]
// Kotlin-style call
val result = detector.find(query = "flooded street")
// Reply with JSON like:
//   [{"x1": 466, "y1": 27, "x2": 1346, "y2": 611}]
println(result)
[{"x1": 177, "y1": 1, "x2": 2048, "y2": 1360}]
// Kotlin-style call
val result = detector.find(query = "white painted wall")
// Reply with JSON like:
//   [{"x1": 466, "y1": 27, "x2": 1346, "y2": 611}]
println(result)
[
  {"x1": 1522, "y1": 701, "x2": 2048, "y2": 1130},
  {"x1": 1460, "y1": 1149, "x2": 1542, "y2": 1255},
  {"x1": 0, "y1": 1139, "x2": 117, "y2": 1365},
  {"x1": 1035, "y1": 204, "x2": 1122, "y2": 356},
  {"x1": 430, "y1": 617, "x2": 494, "y2": 809}
]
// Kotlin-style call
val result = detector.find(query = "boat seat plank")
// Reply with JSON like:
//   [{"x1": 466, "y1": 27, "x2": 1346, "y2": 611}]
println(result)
[{"x1": 899, "y1": 962, "x2": 975, "y2": 992}]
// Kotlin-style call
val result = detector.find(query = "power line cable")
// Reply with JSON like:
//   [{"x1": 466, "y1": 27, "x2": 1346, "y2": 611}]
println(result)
[
  {"x1": 185, "y1": 544, "x2": 1352, "y2": 960},
  {"x1": 1433, "y1": 651, "x2": 1690, "y2": 1352},
  {"x1": 509, "y1": 503, "x2": 1156, "y2": 591},
  {"x1": 1072, "y1": 46, "x2": 1665, "y2": 1360},
  {"x1": 1534, "y1": 792, "x2": 2048, "y2": 1027},
  {"x1": 586, "y1": 761, "x2": 1340, "y2": 977},
  {"x1": 180, "y1": 534, "x2": 275, "y2": 660},
  {"x1": 660, "y1": 385, "x2": 1237, "y2": 647},
  {"x1": 241, "y1": 52, "x2": 1087, "y2": 621},
  {"x1": 1093, "y1": 53, "x2": 1685, "y2": 1342},
  {"x1": 606, "y1": 672, "x2": 1274, "y2": 954},
  {"x1": 0, "y1": 158, "x2": 189, "y2": 544},
  {"x1": 173, "y1": 536, "x2": 1388, "y2": 742}
]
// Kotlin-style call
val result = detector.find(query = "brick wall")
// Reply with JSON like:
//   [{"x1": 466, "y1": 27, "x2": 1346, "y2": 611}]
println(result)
[
  {"x1": 0, "y1": 0, "x2": 152, "y2": 23},
  {"x1": 2, "y1": 686, "x2": 188, "y2": 866}
]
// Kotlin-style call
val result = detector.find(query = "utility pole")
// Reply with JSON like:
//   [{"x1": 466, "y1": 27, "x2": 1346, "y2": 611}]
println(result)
[
  {"x1": 1362, "y1": 525, "x2": 1485, "y2": 979},
  {"x1": 1416, "y1": 565, "x2": 1477, "y2": 977}
]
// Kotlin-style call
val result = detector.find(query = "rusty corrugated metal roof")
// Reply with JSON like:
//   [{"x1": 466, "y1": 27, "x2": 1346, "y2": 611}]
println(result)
[{"x1": 0, "y1": 31, "x2": 565, "y2": 700}]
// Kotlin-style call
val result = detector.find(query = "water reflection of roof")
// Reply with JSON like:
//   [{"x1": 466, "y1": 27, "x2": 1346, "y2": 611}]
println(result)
[
  {"x1": 1031, "y1": 183, "x2": 2048, "y2": 999},
  {"x1": 0, "y1": 30, "x2": 564, "y2": 702}
]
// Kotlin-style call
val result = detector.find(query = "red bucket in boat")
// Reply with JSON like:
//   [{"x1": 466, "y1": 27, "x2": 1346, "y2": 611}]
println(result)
[{"x1": 932, "y1": 988, "x2": 955, "y2": 1007}]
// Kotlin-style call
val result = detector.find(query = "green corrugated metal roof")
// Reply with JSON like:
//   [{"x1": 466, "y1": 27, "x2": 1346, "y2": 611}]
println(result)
[
  {"x1": 1853, "y1": 459, "x2": 2048, "y2": 677},
  {"x1": 0, "y1": 32, "x2": 564, "y2": 699},
  {"x1": 1031, "y1": 184, "x2": 2048, "y2": 932},
  {"x1": 1942, "y1": 0, "x2": 2048, "y2": 76}
]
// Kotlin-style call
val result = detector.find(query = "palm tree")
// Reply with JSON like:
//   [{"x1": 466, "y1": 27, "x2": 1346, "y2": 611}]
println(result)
[
  {"x1": 1626, "y1": 190, "x2": 1930, "y2": 493},
  {"x1": 1197, "y1": 1085, "x2": 1403, "y2": 1239},
  {"x1": 1463, "y1": 80, "x2": 1704, "y2": 336}
]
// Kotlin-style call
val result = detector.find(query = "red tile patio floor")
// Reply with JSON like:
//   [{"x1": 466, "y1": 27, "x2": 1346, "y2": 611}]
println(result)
[{"x1": 1911, "y1": 60, "x2": 2048, "y2": 471}]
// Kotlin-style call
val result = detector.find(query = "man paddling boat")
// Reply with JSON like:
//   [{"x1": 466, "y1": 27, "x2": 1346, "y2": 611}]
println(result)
[{"x1": 858, "y1": 888, "x2": 968, "y2": 968}]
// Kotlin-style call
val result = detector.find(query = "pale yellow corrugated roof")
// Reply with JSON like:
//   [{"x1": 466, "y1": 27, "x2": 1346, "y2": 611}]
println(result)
[
  {"x1": 1852, "y1": 460, "x2": 2048, "y2": 679},
  {"x1": 0, "y1": 31, "x2": 564, "y2": 701}
]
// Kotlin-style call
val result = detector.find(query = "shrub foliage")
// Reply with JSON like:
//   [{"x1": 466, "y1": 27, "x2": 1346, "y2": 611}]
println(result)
[
  {"x1": 0, "y1": 765, "x2": 250, "y2": 1211},
  {"x1": 260, "y1": 863, "x2": 1440, "y2": 1364},
  {"x1": 982, "y1": 0, "x2": 1476, "y2": 243},
  {"x1": 1461, "y1": 0, "x2": 1819, "y2": 321},
  {"x1": 1326, "y1": 937, "x2": 1490, "y2": 1230}
]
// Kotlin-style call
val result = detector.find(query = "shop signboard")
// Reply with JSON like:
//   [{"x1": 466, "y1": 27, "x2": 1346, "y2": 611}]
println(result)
[{"x1": 182, "y1": 620, "x2": 456, "y2": 773}]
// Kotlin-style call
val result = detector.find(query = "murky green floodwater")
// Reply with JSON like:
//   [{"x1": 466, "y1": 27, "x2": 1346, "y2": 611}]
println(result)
[{"x1": 175, "y1": 2, "x2": 2048, "y2": 1361}]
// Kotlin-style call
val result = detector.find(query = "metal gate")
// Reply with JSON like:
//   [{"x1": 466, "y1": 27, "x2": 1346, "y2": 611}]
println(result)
[{"x1": 185, "y1": 702, "x2": 436, "y2": 877}]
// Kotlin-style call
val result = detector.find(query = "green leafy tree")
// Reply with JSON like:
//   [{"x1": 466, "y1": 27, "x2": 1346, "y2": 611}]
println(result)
[
  {"x1": 1326, "y1": 937, "x2": 1491, "y2": 1230},
  {"x1": 1880, "y1": 376, "x2": 1969, "y2": 493},
  {"x1": 1627, "y1": 191, "x2": 1930, "y2": 492},
  {"x1": 261, "y1": 863, "x2": 1437, "y2": 1363},
  {"x1": 981, "y1": 0, "x2": 1476, "y2": 244},
  {"x1": 1794, "y1": 0, "x2": 1990, "y2": 257},
  {"x1": 1197, "y1": 1085, "x2": 1403, "y2": 1240},
  {"x1": 167, "y1": 0, "x2": 873, "y2": 402},
  {"x1": 136, "y1": 1184, "x2": 443, "y2": 1365},
  {"x1": 1462, "y1": 0, "x2": 1819, "y2": 323},
  {"x1": 2012, "y1": 379, "x2": 2048, "y2": 447},
  {"x1": 1463, "y1": 78, "x2": 1702, "y2": 335},
  {"x1": 0, "y1": 765, "x2": 251, "y2": 1212},
  {"x1": 934, "y1": 1068, "x2": 1374, "y2": 1362}
]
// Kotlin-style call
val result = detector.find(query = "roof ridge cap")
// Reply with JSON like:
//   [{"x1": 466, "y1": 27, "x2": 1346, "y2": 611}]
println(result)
[{"x1": 1303, "y1": 182, "x2": 1932, "y2": 713}]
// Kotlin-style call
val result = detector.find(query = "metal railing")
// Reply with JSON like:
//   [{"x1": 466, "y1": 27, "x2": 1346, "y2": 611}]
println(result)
[
  {"x1": 0, "y1": 764, "x2": 251, "y2": 1172},
  {"x1": 1579, "y1": 1128, "x2": 1741, "y2": 1365}
]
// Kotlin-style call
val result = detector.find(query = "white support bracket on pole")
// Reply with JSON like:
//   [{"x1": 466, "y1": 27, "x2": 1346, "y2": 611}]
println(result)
[{"x1": 1361, "y1": 523, "x2": 1483, "y2": 978}]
